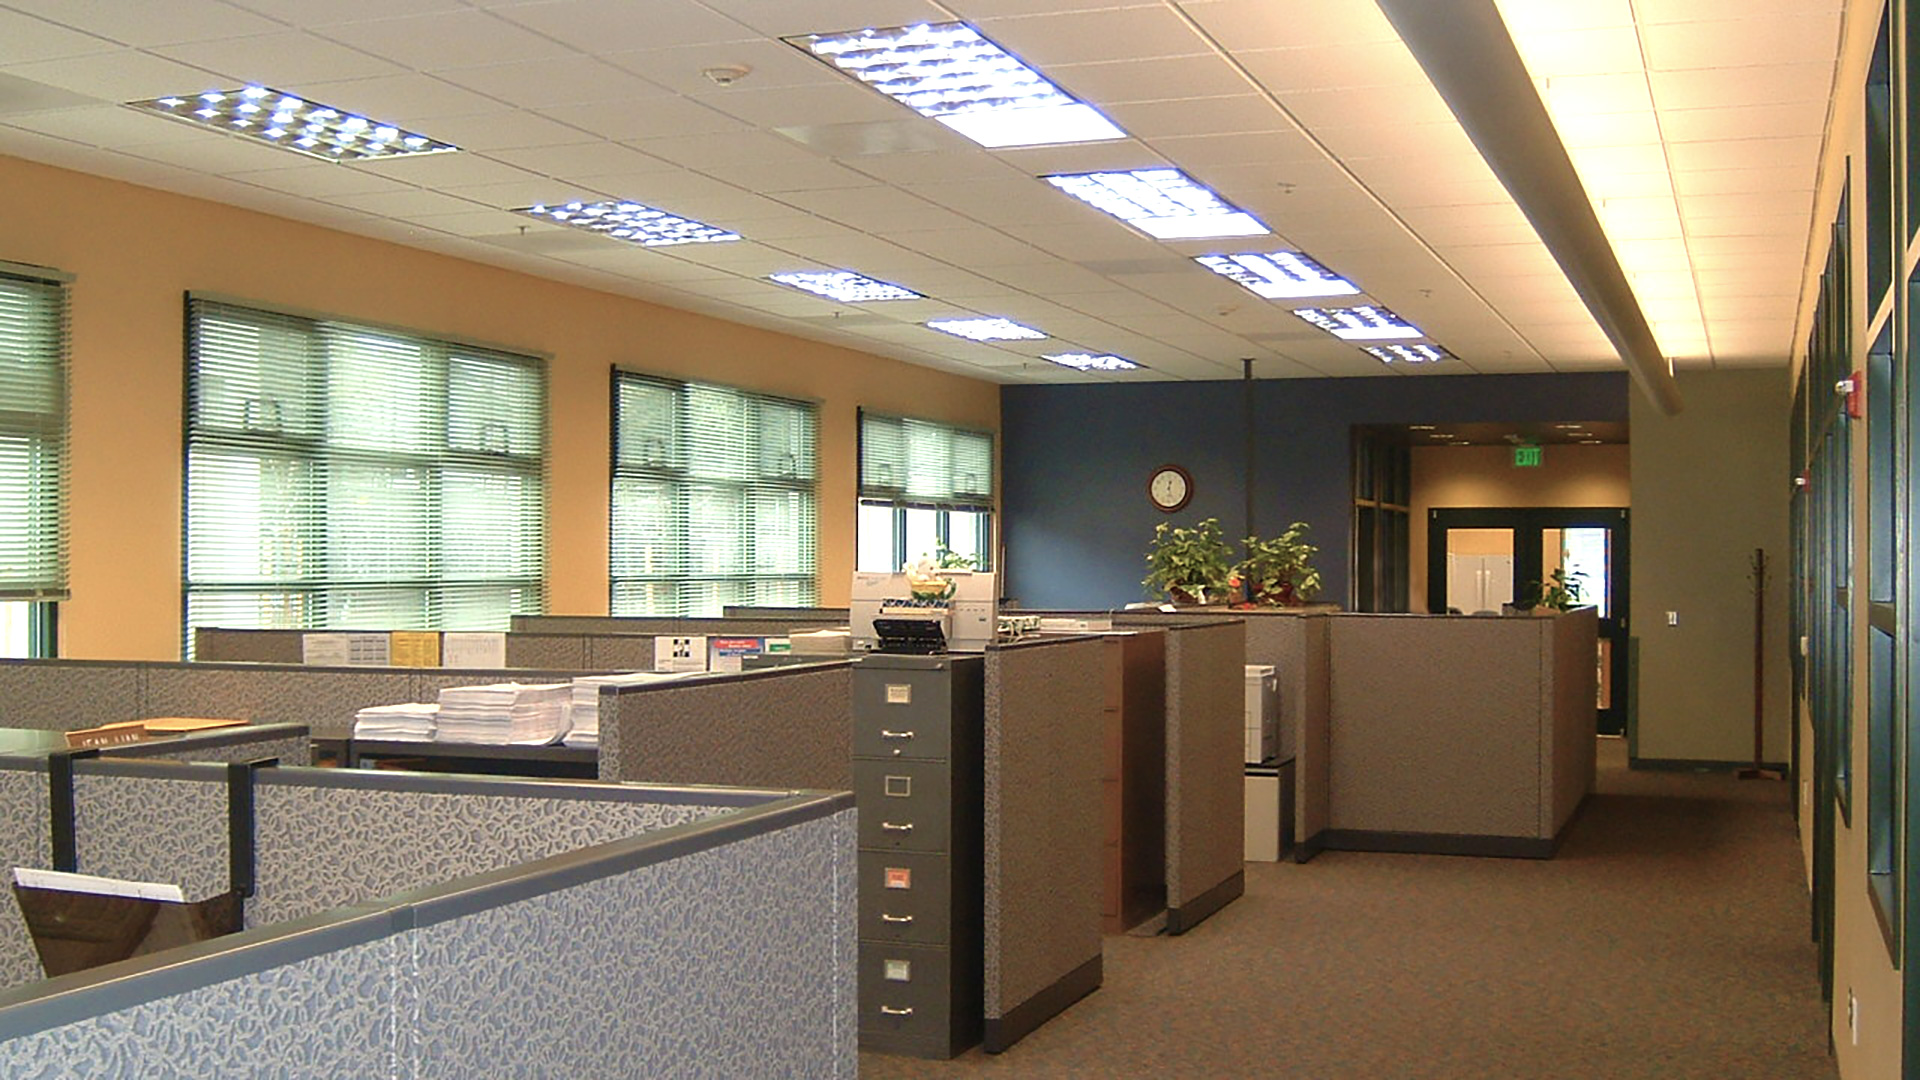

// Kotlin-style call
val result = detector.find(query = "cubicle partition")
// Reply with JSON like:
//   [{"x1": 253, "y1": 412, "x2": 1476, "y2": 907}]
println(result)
[
  {"x1": 981, "y1": 636, "x2": 1106, "y2": 1052},
  {"x1": 0, "y1": 658, "x2": 597, "y2": 740},
  {"x1": 0, "y1": 753, "x2": 856, "y2": 1077},
  {"x1": 598, "y1": 662, "x2": 854, "y2": 790},
  {"x1": 193, "y1": 626, "x2": 658, "y2": 671},
  {"x1": 1322, "y1": 610, "x2": 1598, "y2": 856},
  {"x1": 514, "y1": 613, "x2": 846, "y2": 637}
]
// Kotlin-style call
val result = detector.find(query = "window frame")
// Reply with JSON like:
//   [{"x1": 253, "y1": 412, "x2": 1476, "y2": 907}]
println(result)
[
  {"x1": 0, "y1": 260, "x2": 73, "y2": 657},
  {"x1": 855, "y1": 409, "x2": 996, "y2": 572}
]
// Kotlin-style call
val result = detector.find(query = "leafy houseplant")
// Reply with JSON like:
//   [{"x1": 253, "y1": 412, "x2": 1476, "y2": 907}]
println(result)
[
  {"x1": 1143, "y1": 517, "x2": 1235, "y2": 605},
  {"x1": 1236, "y1": 522, "x2": 1323, "y2": 606},
  {"x1": 1519, "y1": 568, "x2": 1585, "y2": 613}
]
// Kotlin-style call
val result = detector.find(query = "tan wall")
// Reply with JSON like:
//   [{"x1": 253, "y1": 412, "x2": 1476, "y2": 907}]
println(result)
[
  {"x1": 0, "y1": 153, "x2": 999, "y2": 660},
  {"x1": 1408, "y1": 444, "x2": 1630, "y2": 611}
]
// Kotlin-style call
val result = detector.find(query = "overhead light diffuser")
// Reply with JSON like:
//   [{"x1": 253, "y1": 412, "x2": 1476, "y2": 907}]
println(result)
[
  {"x1": 516, "y1": 201, "x2": 739, "y2": 247},
  {"x1": 1194, "y1": 251, "x2": 1359, "y2": 299},
  {"x1": 926, "y1": 317, "x2": 1046, "y2": 342},
  {"x1": 127, "y1": 87, "x2": 458, "y2": 162},
  {"x1": 791, "y1": 21, "x2": 1125, "y2": 149},
  {"x1": 1045, "y1": 169, "x2": 1268, "y2": 240},
  {"x1": 1292, "y1": 305, "x2": 1423, "y2": 341},
  {"x1": 1043, "y1": 352, "x2": 1140, "y2": 371},
  {"x1": 769, "y1": 271, "x2": 922, "y2": 302},
  {"x1": 1362, "y1": 343, "x2": 1451, "y2": 363}
]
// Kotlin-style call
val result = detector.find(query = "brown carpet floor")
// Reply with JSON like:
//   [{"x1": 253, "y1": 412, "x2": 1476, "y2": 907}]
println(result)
[{"x1": 860, "y1": 740, "x2": 1837, "y2": 1080}]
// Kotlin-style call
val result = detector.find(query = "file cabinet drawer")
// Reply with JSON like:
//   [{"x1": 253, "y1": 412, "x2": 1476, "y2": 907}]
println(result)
[
  {"x1": 859, "y1": 851, "x2": 952, "y2": 946},
  {"x1": 859, "y1": 943, "x2": 954, "y2": 1048},
  {"x1": 855, "y1": 761, "x2": 951, "y2": 852},
  {"x1": 852, "y1": 669, "x2": 953, "y2": 761}
]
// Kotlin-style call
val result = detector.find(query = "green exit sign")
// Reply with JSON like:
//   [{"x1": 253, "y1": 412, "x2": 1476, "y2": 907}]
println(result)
[{"x1": 1513, "y1": 444, "x2": 1543, "y2": 468}]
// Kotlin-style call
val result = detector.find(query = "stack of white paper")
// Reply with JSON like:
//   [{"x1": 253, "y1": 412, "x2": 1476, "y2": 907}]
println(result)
[
  {"x1": 352, "y1": 702, "x2": 438, "y2": 742},
  {"x1": 563, "y1": 672, "x2": 695, "y2": 748},
  {"x1": 787, "y1": 629, "x2": 851, "y2": 657},
  {"x1": 435, "y1": 682, "x2": 571, "y2": 745}
]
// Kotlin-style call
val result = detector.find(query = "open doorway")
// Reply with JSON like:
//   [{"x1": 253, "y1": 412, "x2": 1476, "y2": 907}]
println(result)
[{"x1": 1427, "y1": 508, "x2": 1631, "y2": 735}]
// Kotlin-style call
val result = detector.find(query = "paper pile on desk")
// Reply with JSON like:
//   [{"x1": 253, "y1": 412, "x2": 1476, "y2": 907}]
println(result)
[
  {"x1": 435, "y1": 683, "x2": 571, "y2": 745},
  {"x1": 563, "y1": 672, "x2": 695, "y2": 748},
  {"x1": 352, "y1": 703, "x2": 438, "y2": 742}
]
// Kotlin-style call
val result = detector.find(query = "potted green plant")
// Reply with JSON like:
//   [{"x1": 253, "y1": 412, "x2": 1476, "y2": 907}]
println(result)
[
  {"x1": 1516, "y1": 568, "x2": 1585, "y2": 613},
  {"x1": 1143, "y1": 517, "x2": 1235, "y2": 605},
  {"x1": 1236, "y1": 522, "x2": 1323, "y2": 606}
]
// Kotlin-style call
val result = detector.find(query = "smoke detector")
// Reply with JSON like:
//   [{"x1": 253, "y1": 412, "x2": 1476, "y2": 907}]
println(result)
[{"x1": 701, "y1": 65, "x2": 751, "y2": 87}]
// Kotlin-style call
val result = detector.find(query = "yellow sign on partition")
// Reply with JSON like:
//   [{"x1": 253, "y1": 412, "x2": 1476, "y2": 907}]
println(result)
[{"x1": 389, "y1": 631, "x2": 441, "y2": 668}]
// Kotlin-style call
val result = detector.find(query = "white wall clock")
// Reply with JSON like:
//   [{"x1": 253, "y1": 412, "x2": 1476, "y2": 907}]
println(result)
[{"x1": 1148, "y1": 464, "x2": 1193, "y2": 513}]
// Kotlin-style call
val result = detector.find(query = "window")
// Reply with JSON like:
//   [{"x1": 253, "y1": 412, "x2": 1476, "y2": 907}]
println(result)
[
  {"x1": 611, "y1": 371, "x2": 817, "y2": 615},
  {"x1": 183, "y1": 299, "x2": 546, "y2": 648},
  {"x1": 0, "y1": 263, "x2": 70, "y2": 657},
  {"x1": 856, "y1": 411, "x2": 994, "y2": 572}
]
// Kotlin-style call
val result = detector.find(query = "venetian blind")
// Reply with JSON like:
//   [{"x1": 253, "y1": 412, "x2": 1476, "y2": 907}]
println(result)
[
  {"x1": 858, "y1": 410, "x2": 994, "y2": 509},
  {"x1": 0, "y1": 265, "x2": 69, "y2": 601},
  {"x1": 610, "y1": 371, "x2": 817, "y2": 616},
  {"x1": 183, "y1": 298, "x2": 546, "y2": 638}
]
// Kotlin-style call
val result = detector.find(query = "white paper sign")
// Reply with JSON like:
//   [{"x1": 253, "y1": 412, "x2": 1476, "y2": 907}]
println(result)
[
  {"x1": 442, "y1": 632, "x2": 508, "y2": 669},
  {"x1": 301, "y1": 633, "x2": 350, "y2": 666},
  {"x1": 655, "y1": 635, "x2": 708, "y2": 673}
]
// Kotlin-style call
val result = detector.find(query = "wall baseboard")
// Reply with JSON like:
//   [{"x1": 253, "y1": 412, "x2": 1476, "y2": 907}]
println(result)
[
  {"x1": 1630, "y1": 757, "x2": 1790, "y2": 774},
  {"x1": 983, "y1": 953, "x2": 1101, "y2": 1054}
]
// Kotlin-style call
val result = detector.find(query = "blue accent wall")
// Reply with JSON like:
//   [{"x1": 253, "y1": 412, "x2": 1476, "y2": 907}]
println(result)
[{"x1": 1000, "y1": 371, "x2": 1630, "y2": 609}]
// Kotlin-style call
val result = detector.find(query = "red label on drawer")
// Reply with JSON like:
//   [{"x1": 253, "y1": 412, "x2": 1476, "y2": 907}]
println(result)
[{"x1": 884, "y1": 867, "x2": 911, "y2": 889}]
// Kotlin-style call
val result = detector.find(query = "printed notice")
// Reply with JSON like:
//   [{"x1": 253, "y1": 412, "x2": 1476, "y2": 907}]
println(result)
[
  {"x1": 389, "y1": 631, "x2": 441, "y2": 668},
  {"x1": 655, "y1": 636, "x2": 708, "y2": 673},
  {"x1": 709, "y1": 636, "x2": 766, "y2": 673},
  {"x1": 301, "y1": 633, "x2": 350, "y2": 666},
  {"x1": 345, "y1": 633, "x2": 391, "y2": 666},
  {"x1": 885, "y1": 684, "x2": 912, "y2": 705},
  {"x1": 442, "y1": 632, "x2": 507, "y2": 669}
]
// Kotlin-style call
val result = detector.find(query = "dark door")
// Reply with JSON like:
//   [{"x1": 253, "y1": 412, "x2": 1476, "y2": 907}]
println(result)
[{"x1": 1426, "y1": 507, "x2": 1630, "y2": 736}]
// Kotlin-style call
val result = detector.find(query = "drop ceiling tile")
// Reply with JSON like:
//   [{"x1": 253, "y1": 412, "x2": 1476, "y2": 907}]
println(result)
[
  {"x1": 151, "y1": 32, "x2": 408, "y2": 87},
  {"x1": 1363, "y1": 176, "x2": 1514, "y2": 210},
  {"x1": 492, "y1": 0, "x2": 758, "y2": 52},
  {"x1": 689, "y1": 83, "x2": 906, "y2": 129},
  {"x1": 323, "y1": 187, "x2": 489, "y2": 217},
  {"x1": 409, "y1": 208, "x2": 548, "y2": 238},
  {"x1": 993, "y1": 139, "x2": 1168, "y2": 177},
  {"x1": 1176, "y1": 0, "x2": 1402, "y2": 50},
  {"x1": 117, "y1": 130, "x2": 313, "y2": 173},
  {"x1": 539, "y1": 97, "x2": 750, "y2": 142},
  {"x1": 1279, "y1": 86, "x2": 1457, "y2": 130},
  {"x1": 1550, "y1": 110, "x2": 1664, "y2": 148},
  {"x1": 842, "y1": 149, "x2": 1026, "y2": 186},
  {"x1": 439, "y1": 177, "x2": 603, "y2": 209},
  {"x1": 972, "y1": 7, "x2": 1213, "y2": 67},
  {"x1": 1578, "y1": 169, "x2": 1680, "y2": 200},
  {"x1": 885, "y1": 228, "x2": 1053, "y2": 267},
  {"x1": 1308, "y1": 120, "x2": 1480, "y2": 163},
  {"x1": 1235, "y1": 42, "x2": 1428, "y2": 94},
  {"x1": 777, "y1": 185, "x2": 978, "y2": 233},
  {"x1": 1671, "y1": 163, "x2": 1817, "y2": 197},
  {"x1": 1051, "y1": 54, "x2": 1253, "y2": 105},
  {"x1": 1105, "y1": 95, "x2": 1285, "y2": 141},
  {"x1": 693, "y1": 0, "x2": 949, "y2": 38},
  {"x1": 415, "y1": 110, "x2": 598, "y2": 152},
  {"x1": 0, "y1": 9, "x2": 128, "y2": 64},
  {"x1": 1050, "y1": 291, "x2": 1179, "y2": 319},
  {"x1": 321, "y1": 10, "x2": 582, "y2": 69},
  {"x1": 1649, "y1": 63, "x2": 1838, "y2": 110},
  {"x1": 1508, "y1": 26, "x2": 1648, "y2": 78},
  {"x1": 1144, "y1": 129, "x2": 1323, "y2": 168},
  {"x1": 1563, "y1": 142, "x2": 1673, "y2": 176},
  {"x1": 1665, "y1": 135, "x2": 1823, "y2": 173},
  {"x1": 602, "y1": 39, "x2": 847, "y2": 95},
  {"x1": 4, "y1": 103, "x2": 191, "y2": 148},
  {"x1": 1633, "y1": 0, "x2": 1843, "y2": 24},
  {"x1": 1018, "y1": 223, "x2": 1171, "y2": 264},
  {"x1": 1660, "y1": 101, "x2": 1828, "y2": 144},
  {"x1": 3, "y1": 0, "x2": 283, "y2": 47},
  {"x1": 298, "y1": 74, "x2": 508, "y2": 124},
  {"x1": 1535, "y1": 72, "x2": 1657, "y2": 116},
  {"x1": 226, "y1": 161, "x2": 415, "y2": 199},
  {"x1": 489, "y1": 141, "x2": 672, "y2": 178},
  {"x1": 1639, "y1": 14, "x2": 1843, "y2": 73},
  {"x1": 349, "y1": 152, "x2": 549, "y2": 188},
  {"x1": 1494, "y1": 0, "x2": 1638, "y2": 34},
  {"x1": 1679, "y1": 189, "x2": 1816, "y2": 222},
  {"x1": 773, "y1": 118, "x2": 964, "y2": 159},
  {"x1": 627, "y1": 128, "x2": 825, "y2": 171},
  {"x1": 436, "y1": 58, "x2": 670, "y2": 110},
  {"x1": 1, "y1": 50, "x2": 222, "y2": 102},
  {"x1": 903, "y1": 177, "x2": 1094, "y2": 228}
]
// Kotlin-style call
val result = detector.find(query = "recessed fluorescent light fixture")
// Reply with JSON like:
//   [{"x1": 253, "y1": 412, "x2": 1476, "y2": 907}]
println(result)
[
  {"x1": 1362, "y1": 343, "x2": 1452, "y2": 364},
  {"x1": 790, "y1": 22, "x2": 1124, "y2": 149},
  {"x1": 1043, "y1": 352, "x2": 1140, "y2": 371},
  {"x1": 1194, "y1": 252, "x2": 1360, "y2": 299},
  {"x1": 516, "y1": 201, "x2": 739, "y2": 247},
  {"x1": 125, "y1": 86, "x2": 457, "y2": 162},
  {"x1": 1292, "y1": 305, "x2": 1422, "y2": 341},
  {"x1": 926, "y1": 317, "x2": 1046, "y2": 342},
  {"x1": 1045, "y1": 169, "x2": 1268, "y2": 240},
  {"x1": 769, "y1": 271, "x2": 922, "y2": 302}
]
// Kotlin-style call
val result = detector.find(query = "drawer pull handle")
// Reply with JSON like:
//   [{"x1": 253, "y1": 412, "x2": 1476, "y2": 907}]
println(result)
[
  {"x1": 880, "y1": 729, "x2": 915, "y2": 740},
  {"x1": 881, "y1": 821, "x2": 914, "y2": 833},
  {"x1": 881, "y1": 913, "x2": 914, "y2": 924},
  {"x1": 880, "y1": 1006, "x2": 914, "y2": 1017}
]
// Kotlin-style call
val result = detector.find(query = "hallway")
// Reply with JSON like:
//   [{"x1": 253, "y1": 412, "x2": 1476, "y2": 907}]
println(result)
[{"x1": 863, "y1": 741, "x2": 1834, "y2": 1079}]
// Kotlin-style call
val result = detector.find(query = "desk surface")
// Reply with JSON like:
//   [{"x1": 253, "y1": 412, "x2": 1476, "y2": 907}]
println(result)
[{"x1": 345, "y1": 738, "x2": 597, "y2": 779}]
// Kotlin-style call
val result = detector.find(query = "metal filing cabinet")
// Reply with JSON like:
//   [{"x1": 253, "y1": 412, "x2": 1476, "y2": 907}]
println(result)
[{"x1": 853, "y1": 653, "x2": 984, "y2": 1059}]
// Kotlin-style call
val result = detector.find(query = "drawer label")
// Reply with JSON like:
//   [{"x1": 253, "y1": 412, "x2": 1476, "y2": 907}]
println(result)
[
  {"x1": 885, "y1": 683, "x2": 912, "y2": 705},
  {"x1": 884, "y1": 958, "x2": 912, "y2": 982},
  {"x1": 884, "y1": 775, "x2": 912, "y2": 797},
  {"x1": 884, "y1": 867, "x2": 911, "y2": 889}
]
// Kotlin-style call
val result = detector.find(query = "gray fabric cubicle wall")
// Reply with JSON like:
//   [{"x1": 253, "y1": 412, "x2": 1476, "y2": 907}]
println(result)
[
  {"x1": 0, "y1": 774, "x2": 857, "y2": 1078},
  {"x1": 1323, "y1": 611, "x2": 1597, "y2": 855},
  {"x1": 192, "y1": 626, "x2": 660, "y2": 671},
  {"x1": 982, "y1": 637, "x2": 1106, "y2": 1052},
  {"x1": 1152, "y1": 620, "x2": 1246, "y2": 934},
  {"x1": 599, "y1": 662, "x2": 854, "y2": 790}
]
